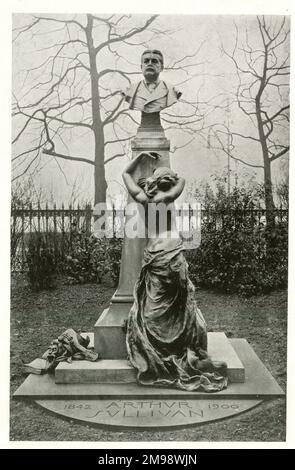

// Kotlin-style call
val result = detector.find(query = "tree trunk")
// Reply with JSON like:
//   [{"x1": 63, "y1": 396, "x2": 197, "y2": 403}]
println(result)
[
  {"x1": 256, "y1": 97, "x2": 275, "y2": 226},
  {"x1": 94, "y1": 129, "x2": 107, "y2": 205},
  {"x1": 86, "y1": 14, "x2": 107, "y2": 205},
  {"x1": 263, "y1": 156, "x2": 275, "y2": 226}
]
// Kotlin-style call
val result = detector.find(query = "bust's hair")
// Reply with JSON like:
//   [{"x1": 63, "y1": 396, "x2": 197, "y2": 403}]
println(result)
[{"x1": 141, "y1": 49, "x2": 164, "y2": 67}]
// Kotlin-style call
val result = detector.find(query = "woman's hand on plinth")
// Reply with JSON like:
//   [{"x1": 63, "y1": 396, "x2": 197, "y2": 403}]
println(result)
[{"x1": 137, "y1": 151, "x2": 160, "y2": 161}]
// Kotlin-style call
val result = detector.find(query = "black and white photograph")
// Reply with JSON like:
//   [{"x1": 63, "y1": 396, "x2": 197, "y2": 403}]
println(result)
[{"x1": 3, "y1": 0, "x2": 294, "y2": 448}]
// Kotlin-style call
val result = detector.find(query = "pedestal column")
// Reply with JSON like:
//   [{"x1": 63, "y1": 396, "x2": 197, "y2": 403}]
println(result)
[
  {"x1": 94, "y1": 112, "x2": 171, "y2": 358},
  {"x1": 113, "y1": 112, "x2": 170, "y2": 303}
]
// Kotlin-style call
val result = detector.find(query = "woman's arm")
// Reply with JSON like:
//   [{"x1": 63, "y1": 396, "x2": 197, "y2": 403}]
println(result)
[
  {"x1": 122, "y1": 152, "x2": 158, "y2": 202},
  {"x1": 124, "y1": 152, "x2": 145, "y2": 175},
  {"x1": 122, "y1": 172, "x2": 148, "y2": 202},
  {"x1": 151, "y1": 177, "x2": 185, "y2": 203}
]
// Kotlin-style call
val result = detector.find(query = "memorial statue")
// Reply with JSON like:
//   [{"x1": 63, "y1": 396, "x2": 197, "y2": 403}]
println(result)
[
  {"x1": 113, "y1": 49, "x2": 182, "y2": 305},
  {"x1": 123, "y1": 151, "x2": 228, "y2": 392},
  {"x1": 122, "y1": 49, "x2": 181, "y2": 114}
]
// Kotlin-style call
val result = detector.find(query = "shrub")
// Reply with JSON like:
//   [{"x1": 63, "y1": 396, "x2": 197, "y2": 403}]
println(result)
[
  {"x1": 187, "y1": 221, "x2": 288, "y2": 295},
  {"x1": 63, "y1": 228, "x2": 122, "y2": 286},
  {"x1": 186, "y1": 184, "x2": 288, "y2": 296},
  {"x1": 104, "y1": 237, "x2": 122, "y2": 286},
  {"x1": 26, "y1": 233, "x2": 58, "y2": 291},
  {"x1": 64, "y1": 232, "x2": 105, "y2": 284}
]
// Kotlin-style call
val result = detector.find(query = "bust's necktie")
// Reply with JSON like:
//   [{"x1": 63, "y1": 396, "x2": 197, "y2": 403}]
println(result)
[{"x1": 146, "y1": 82, "x2": 157, "y2": 93}]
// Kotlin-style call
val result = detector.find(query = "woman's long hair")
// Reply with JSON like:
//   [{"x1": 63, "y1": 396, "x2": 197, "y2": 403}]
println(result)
[{"x1": 138, "y1": 167, "x2": 179, "y2": 198}]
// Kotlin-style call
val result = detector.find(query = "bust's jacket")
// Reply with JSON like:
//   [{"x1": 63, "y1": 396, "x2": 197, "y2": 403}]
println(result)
[{"x1": 122, "y1": 80, "x2": 182, "y2": 112}]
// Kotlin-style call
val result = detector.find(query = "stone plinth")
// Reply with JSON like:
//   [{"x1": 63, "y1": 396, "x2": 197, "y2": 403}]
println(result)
[
  {"x1": 94, "y1": 305, "x2": 130, "y2": 359},
  {"x1": 208, "y1": 332, "x2": 245, "y2": 383},
  {"x1": 62, "y1": 331, "x2": 245, "y2": 384},
  {"x1": 94, "y1": 308, "x2": 245, "y2": 382},
  {"x1": 112, "y1": 111, "x2": 171, "y2": 305},
  {"x1": 55, "y1": 359, "x2": 136, "y2": 384}
]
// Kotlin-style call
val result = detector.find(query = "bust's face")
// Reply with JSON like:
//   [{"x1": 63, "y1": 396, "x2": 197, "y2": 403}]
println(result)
[{"x1": 141, "y1": 52, "x2": 163, "y2": 82}]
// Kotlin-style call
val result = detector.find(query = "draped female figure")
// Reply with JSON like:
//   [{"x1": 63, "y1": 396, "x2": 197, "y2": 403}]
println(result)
[{"x1": 123, "y1": 152, "x2": 227, "y2": 392}]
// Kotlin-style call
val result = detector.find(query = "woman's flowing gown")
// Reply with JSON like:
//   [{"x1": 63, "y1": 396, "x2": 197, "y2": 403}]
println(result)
[{"x1": 126, "y1": 237, "x2": 227, "y2": 392}]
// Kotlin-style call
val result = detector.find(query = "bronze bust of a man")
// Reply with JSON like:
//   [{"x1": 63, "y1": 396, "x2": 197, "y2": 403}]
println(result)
[{"x1": 122, "y1": 49, "x2": 182, "y2": 114}]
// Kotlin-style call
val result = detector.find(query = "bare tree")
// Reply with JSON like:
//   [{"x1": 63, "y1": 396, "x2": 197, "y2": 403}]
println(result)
[
  {"x1": 12, "y1": 13, "x2": 206, "y2": 204},
  {"x1": 207, "y1": 15, "x2": 289, "y2": 224}
]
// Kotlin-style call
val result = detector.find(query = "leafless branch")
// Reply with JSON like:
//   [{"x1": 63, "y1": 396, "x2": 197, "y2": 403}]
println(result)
[
  {"x1": 105, "y1": 153, "x2": 126, "y2": 164},
  {"x1": 269, "y1": 146, "x2": 289, "y2": 162},
  {"x1": 33, "y1": 15, "x2": 86, "y2": 31},
  {"x1": 95, "y1": 15, "x2": 158, "y2": 54},
  {"x1": 42, "y1": 148, "x2": 94, "y2": 165}
]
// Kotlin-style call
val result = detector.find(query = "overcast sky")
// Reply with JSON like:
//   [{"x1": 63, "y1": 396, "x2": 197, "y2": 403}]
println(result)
[{"x1": 12, "y1": 14, "x2": 290, "y2": 206}]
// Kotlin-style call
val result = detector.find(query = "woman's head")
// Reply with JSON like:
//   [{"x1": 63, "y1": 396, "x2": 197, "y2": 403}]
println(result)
[
  {"x1": 152, "y1": 167, "x2": 179, "y2": 191},
  {"x1": 138, "y1": 167, "x2": 179, "y2": 198}
]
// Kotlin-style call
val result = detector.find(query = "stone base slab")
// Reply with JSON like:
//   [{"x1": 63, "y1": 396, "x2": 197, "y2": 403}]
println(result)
[
  {"x1": 36, "y1": 397, "x2": 263, "y2": 430},
  {"x1": 14, "y1": 339, "x2": 284, "y2": 399}
]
